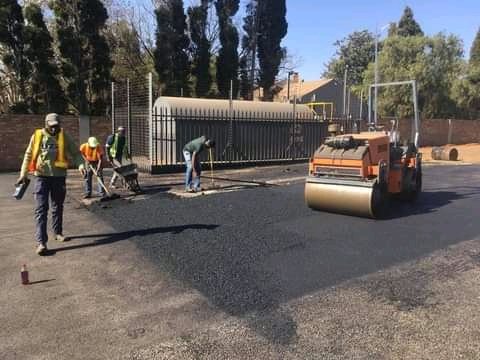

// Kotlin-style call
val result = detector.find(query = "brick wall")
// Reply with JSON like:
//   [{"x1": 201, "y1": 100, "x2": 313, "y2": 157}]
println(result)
[
  {"x1": 0, "y1": 114, "x2": 112, "y2": 172},
  {"x1": 373, "y1": 118, "x2": 480, "y2": 146}
]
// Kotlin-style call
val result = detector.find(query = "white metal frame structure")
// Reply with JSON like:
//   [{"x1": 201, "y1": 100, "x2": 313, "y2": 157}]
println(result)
[{"x1": 368, "y1": 80, "x2": 420, "y2": 147}]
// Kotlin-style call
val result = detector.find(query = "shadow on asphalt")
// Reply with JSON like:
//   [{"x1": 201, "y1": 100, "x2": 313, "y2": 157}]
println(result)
[
  {"x1": 51, "y1": 224, "x2": 219, "y2": 253},
  {"x1": 386, "y1": 189, "x2": 480, "y2": 219},
  {"x1": 27, "y1": 279, "x2": 56, "y2": 285}
]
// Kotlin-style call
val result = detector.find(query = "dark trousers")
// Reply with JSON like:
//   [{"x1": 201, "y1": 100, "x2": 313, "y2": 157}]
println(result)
[
  {"x1": 34, "y1": 176, "x2": 66, "y2": 244},
  {"x1": 84, "y1": 162, "x2": 105, "y2": 195}
]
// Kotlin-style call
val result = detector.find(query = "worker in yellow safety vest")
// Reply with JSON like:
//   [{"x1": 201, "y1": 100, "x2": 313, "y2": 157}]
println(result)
[
  {"x1": 17, "y1": 113, "x2": 85, "y2": 256},
  {"x1": 80, "y1": 137, "x2": 106, "y2": 199},
  {"x1": 105, "y1": 126, "x2": 130, "y2": 188}
]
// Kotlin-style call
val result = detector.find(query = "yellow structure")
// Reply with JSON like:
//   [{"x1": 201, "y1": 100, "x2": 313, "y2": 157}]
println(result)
[{"x1": 305, "y1": 102, "x2": 334, "y2": 122}]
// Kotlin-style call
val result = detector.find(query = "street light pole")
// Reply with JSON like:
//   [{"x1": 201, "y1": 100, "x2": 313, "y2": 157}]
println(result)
[
  {"x1": 287, "y1": 71, "x2": 294, "y2": 103},
  {"x1": 374, "y1": 24, "x2": 389, "y2": 125},
  {"x1": 374, "y1": 33, "x2": 379, "y2": 125},
  {"x1": 343, "y1": 65, "x2": 348, "y2": 117}
]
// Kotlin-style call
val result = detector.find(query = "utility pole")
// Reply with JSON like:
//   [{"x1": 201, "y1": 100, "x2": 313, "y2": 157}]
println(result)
[
  {"x1": 374, "y1": 24, "x2": 389, "y2": 125},
  {"x1": 343, "y1": 65, "x2": 348, "y2": 117},
  {"x1": 249, "y1": 0, "x2": 261, "y2": 100},
  {"x1": 374, "y1": 32, "x2": 379, "y2": 125},
  {"x1": 287, "y1": 71, "x2": 294, "y2": 103}
]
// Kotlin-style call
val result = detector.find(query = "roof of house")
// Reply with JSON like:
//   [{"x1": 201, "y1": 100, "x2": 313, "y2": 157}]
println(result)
[{"x1": 276, "y1": 78, "x2": 334, "y2": 100}]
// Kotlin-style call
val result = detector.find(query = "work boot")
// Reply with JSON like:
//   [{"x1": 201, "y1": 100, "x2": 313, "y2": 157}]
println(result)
[
  {"x1": 36, "y1": 243, "x2": 47, "y2": 256},
  {"x1": 55, "y1": 234, "x2": 66, "y2": 242}
]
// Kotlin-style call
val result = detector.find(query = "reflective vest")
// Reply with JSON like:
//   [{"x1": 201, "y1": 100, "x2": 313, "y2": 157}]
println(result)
[
  {"x1": 80, "y1": 143, "x2": 101, "y2": 162},
  {"x1": 28, "y1": 129, "x2": 68, "y2": 173},
  {"x1": 109, "y1": 134, "x2": 128, "y2": 159}
]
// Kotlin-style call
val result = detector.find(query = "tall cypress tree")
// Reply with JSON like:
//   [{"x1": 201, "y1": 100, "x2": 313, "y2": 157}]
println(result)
[
  {"x1": 468, "y1": 28, "x2": 480, "y2": 85},
  {"x1": 188, "y1": 0, "x2": 212, "y2": 97},
  {"x1": 470, "y1": 28, "x2": 480, "y2": 68},
  {"x1": 397, "y1": 6, "x2": 423, "y2": 37},
  {"x1": 215, "y1": 0, "x2": 239, "y2": 99},
  {"x1": 0, "y1": 0, "x2": 29, "y2": 112},
  {"x1": 51, "y1": 0, "x2": 112, "y2": 115},
  {"x1": 239, "y1": 0, "x2": 257, "y2": 100},
  {"x1": 257, "y1": 0, "x2": 287, "y2": 101},
  {"x1": 23, "y1": 3, "x2": 66, "y2": 113},
  {"x1": 154, "y1": 0, "x2": 190, "y2": 97}
]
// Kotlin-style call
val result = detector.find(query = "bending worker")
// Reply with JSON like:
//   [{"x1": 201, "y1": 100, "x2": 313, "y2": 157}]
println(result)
[
  {"x1": 17, "y1": 113, "x2": 85, "y2": 255},
  {"x1": 80, "y1": 137, "x2": 105, "y2": 199},
  {"x1": 105, "y1": 126, "x2": 130, "y2": 189},
  {"x1": 183, "y1": 135, "x2": 215, "y2": 192}
]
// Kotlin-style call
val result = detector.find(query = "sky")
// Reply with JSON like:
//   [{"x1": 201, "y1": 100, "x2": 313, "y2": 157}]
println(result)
[{"x1": 281, "y1": 0, "x2": 479, "y2": 80}]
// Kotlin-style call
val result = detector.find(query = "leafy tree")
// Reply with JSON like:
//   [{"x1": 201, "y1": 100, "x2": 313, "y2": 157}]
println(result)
[
  {"x1": 452, "y1": 28, "x2": 480, "y2": 118},
  {"x1": 188, "y1": 0, "x2": 212, "y2": 97},
  {"x1": 0, "y1": 0, "x2": 29, "y2": 112},
  {"x1": 469, "y1": 27, "x2": 480, "y2": 80},
  {"x1": 215, "y1": 0, "x2": 240, "y2": 99},
  {"x1": 257, "y1": 0, "x2": 287, "y2": 101},
  {"x1": 397, "y1": 6, "x2": 423, "y2": 37},
  {"x1": 154, "y1": 0, "x2": 191, "y2": 97},
  {"x1": 23, "y1": 3, "x2": 66, "y2": 113},
  {"x1": 51, "y1": 0, "x2": 112, "y2": 115},
  {"x1": 324, "y1": 30, "x2": 375, "y2": 86},
  {"x1": 239, "y1": 0, "x2": 257, "y2": 100},
  {"x1": 105, "y1": 19, "x2": 150, "y2": 82},
  {"x1": 362, "y1": 34, "x2": 463, "y2": 118}
]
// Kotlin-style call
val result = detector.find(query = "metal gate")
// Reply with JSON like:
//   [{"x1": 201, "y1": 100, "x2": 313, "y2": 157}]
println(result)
[
  {"x1": 111, "y1": 75, "x2": 152, "y2": 172},
  {"x1": 112, "y1": 73, "x2": 334, "y2": 174},
  {"x1": 151, "y1": 107, "x2": 328, "y2": 172}
]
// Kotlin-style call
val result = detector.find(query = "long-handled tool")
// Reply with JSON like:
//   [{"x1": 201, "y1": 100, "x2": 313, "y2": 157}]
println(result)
[
  {"x1": 209, "y1": 148, "x2": 214, "y2": 186},
  {"x1": 88, "y1": 164, "x2": 120, "y2": 201},
  {"x1": 208, "y1": 148, "x2": 221, "y2": 190}
]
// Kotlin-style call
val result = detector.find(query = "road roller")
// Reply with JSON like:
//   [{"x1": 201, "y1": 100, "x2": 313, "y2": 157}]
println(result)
[
  {"x1": 305, "y1": 80, "x2": 422, "y2": 218},
  {"x1": 305, "y1": 132, "x2": 422, "y2": 218}
]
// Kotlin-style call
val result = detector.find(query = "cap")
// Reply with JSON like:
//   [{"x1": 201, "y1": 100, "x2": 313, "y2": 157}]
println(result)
[
  {"x1": 45, "y1": 113, "x2": 60, "y2": 127},
  {"x1": 117, "y1": 126, "x2": 125, "y2": 132},
  {"x1": 87, "y1": 137, "x2": 99, "y2": 148}
]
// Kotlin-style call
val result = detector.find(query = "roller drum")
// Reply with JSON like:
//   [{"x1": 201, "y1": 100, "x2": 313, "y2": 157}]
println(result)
[{"x1": 305, "y1": 178, "x2": 385, "y2": 218}]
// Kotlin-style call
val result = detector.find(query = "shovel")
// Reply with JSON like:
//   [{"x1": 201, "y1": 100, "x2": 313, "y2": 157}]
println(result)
[{"x1": 88, "y1": 164, "x2": 120, "y2": 201}]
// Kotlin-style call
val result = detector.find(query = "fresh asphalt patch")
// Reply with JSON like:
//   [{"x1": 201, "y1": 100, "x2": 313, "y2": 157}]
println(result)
[{"x1": 81, "y1": 164, "x2": 480, "y2": 358}]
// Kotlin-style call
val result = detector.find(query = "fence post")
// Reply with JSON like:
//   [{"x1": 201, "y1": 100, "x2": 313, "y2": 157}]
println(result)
[
  {"x1": 148, "y1": 72, "x2": 153, "y2": 168},
  {"x1": 447, "y1": 119, "x2": 453, "y2": 144},
  {"x1": 111, "y1": 81, "x2": 115, "y2": 132},
  {"x1": 228, "y1": 79, "x2": 233, "y2": 162},
  {"x1": 292, "y1": 95, "x2": 297, "y2": 160},
  {"x1": 127, "y1": 78, "x2": 132, "y2": 152}
]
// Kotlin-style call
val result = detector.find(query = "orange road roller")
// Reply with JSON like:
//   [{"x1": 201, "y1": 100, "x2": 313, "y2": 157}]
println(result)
[
  {"x1": 305, "y1": 80, "x2": 422, "y2": 218},
  {"x1": 305, "y1": 131, "x2": 422, "y2": 218}
]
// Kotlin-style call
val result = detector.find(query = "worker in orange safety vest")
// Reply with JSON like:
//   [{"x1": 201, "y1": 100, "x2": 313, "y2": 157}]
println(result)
[{"x1": 80, "y1": 137, "x2": 106, "y2": 199}]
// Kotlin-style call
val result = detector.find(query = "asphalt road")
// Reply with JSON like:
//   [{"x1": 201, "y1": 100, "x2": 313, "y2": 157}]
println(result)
[
  {"x1": 90, "y1": 164, "x2": 480, "y2": 358},
  {"x1": 2, "y1": 164, "x2": 480, "y2": 359}
]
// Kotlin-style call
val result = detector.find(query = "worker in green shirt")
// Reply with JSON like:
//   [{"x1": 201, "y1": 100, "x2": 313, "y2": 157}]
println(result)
[
  {"x1": 183, "y1": 135, "x2": 215, "y2": 192},
  {"x1": 17, "y1": 113, "x2": 85, "y2": 255}
]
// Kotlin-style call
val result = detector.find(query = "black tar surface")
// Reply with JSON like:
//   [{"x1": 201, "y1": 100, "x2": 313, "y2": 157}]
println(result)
[{"x1": 86, "y1": 165, "x2": 480, "y2": 347}]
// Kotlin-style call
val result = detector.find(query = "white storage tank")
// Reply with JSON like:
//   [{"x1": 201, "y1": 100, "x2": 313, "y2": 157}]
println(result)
[
  {"x1": 153, "y1": 96, "x2": 315, "y2": 117},
  {"x1": 152, "y1": 97, "x2": 315, "y2": 164}
]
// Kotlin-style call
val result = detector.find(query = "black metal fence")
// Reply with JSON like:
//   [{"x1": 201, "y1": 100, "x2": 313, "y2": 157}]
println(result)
[
  {"x1": 112, "y1": 78, "x2": 151, "y2": 172},
  {"x1": 112, "y1": 75, "x2": 366, "y2": 174},
  {"x1": 151, "y1": 107, "x2": 329, "y2": 172}
]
